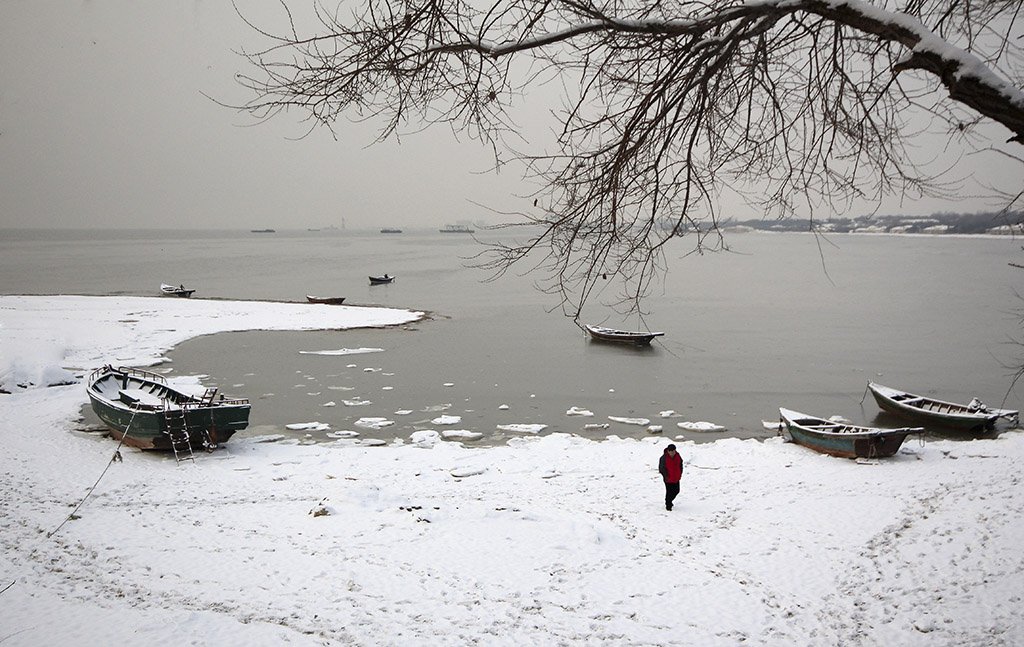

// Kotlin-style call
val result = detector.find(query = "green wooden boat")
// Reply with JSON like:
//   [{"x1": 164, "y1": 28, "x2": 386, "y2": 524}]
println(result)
[
  {"x1": 779, "y1": 408, "x2": 923, "y2": 459},
  {"x1": 867, "y1": 382, "x2": 1019, "y2": 432},
  {"x1": 87, "y1": 365, "x2": 250, "y2": 450}
]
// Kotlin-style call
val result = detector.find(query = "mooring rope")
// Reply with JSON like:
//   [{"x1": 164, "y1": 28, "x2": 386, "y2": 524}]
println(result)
[{"x1": 47, "y1": 408, "x2": 138, "y2": 538}]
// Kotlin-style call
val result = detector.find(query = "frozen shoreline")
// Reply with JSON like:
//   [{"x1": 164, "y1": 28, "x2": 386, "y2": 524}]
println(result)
[{"x1": 1, "y1": 295, "x2": 1023, "y2": 646}]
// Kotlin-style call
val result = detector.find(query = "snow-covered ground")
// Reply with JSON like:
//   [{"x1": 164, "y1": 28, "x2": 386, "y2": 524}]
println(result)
[{"x1": 1, "y1": 295, "x2": 1022, "y2": 646}]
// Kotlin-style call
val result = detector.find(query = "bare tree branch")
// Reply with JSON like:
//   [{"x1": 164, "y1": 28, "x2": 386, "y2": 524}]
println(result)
[{"x1": 232, "y1": 0, "x2": 1024, "y2": 315}]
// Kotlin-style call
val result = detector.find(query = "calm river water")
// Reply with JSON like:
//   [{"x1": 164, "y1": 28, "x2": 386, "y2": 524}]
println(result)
[{"x1": 2, "y1": 227, "x2": 1021, "y2": 444}]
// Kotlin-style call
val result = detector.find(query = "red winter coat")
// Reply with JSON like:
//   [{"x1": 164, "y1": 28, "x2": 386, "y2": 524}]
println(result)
[{"x1": 659, "y1": 451, "x2": 683, "y2": 483}]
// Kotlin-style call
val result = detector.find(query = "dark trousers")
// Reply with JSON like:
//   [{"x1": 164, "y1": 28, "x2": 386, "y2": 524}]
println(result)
[{"x1": 664, "y1": 481, "x2": 680, "y2": 509}]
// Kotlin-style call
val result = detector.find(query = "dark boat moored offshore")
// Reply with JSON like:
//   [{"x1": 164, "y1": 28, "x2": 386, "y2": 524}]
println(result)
[
  {"x1": 369, "y1": 274, "x2": 395, "y2": 285},
  {"x1": 585, "y1": 324, "x2": 664, "y2": 347},
  {"x1": 87, "y1": 365, "x2": 250, "y2": 453},
  {"x1": 160, "y1": 283, "x2": 195, "y2": 298},
  {"x1": 306, "y1": 295, "x2": 346, "y2": 305},
  {"x1": 867, "y1": 381, "x2": 1019, "y2": 431},
  {"x1": 779, "y1": 408, "x2": 923, "y2": 459}
]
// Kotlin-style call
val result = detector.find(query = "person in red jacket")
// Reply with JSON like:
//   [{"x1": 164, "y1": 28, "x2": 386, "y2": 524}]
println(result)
[{"x1": 658, "y1": 444, "x2": 684, "y2": 511}]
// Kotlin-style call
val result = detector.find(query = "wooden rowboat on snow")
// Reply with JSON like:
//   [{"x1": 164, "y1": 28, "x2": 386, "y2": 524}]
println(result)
[
  {"x1": 160, "y1": 283, "x2": 195, "y2": 298},
  {"x1": 778, "y1": 408, "x2": 923, "y2": 459},
  {"x1": 87, "y1": 365, "x2": 250, "y2": 455},
  {"x1": 867, "y1": 381, "x2": 1019, "y2": 432}
]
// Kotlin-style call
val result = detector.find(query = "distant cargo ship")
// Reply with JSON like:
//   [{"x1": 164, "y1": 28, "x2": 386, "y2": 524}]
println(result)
[
  {"x1": 440, "y1": 224, "x2": 474, "y2": 233},
  {"x1": 380, "y1": 228, "x2": 403, "y2": 234},
  {"x1": 250, "y1": 228, "x2": 276, "y2": 233}
]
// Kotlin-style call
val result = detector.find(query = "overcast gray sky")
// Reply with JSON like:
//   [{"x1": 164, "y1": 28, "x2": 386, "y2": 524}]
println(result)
[{"x1": 0, "y1": 1, "x2": 1018, "y2": 231}]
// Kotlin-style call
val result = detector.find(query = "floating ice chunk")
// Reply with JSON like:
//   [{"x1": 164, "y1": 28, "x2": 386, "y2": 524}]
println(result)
[
  {"x1": 323, "y1": 401, "x2": 336, "y2": 407},
  {"x1": 442, "y1": 429, "x2": 483, "y2": 441},
  {"x1": 677, "y1": 421, "x2": 726, "y2": 432},
  {"x1": 327, "y1": 386, "x2": 354, "y2": 391},
  {"x1": 443, "y1": 382, "x2": 455, "y2": 387},
  {"x1": 394, "y1": 410, "x2": 413, "y2": 416},
  {"x1": 326, "y1": 430, "x2": 359, "y2": 439},
  {"x1": 355, "y1": 417, "x2": 394, "y2": 429},
  {"x1": 382, "y1": 386, "x2": 394, "y2": 391},
  {"x1": 566, "y1": 407, "x2": 594, "y2": 417},
  {"x1": 343, "y1": 399, "x2": 372, "y2": 406},
  {"x1": 286, "y1": 422, "x2": 330, "y2": 431},
  {"x1": 299, "y1": 348, "x2": 384, "y2": 356},
  {"x1": 498, "y1": 404, "x2": 510, "y2": 410},
  {"x1": 583, "y1": 423, "x2": 610, "y2": 430},
  {"x1": 450, "y1": 466, "x2": 487, "y2": 478},
  {"x1": 608, "y1": 416, "x2": 651, "y2": 426},
  {"x1": 410, "y1": 430, "x2": 441, "y2": 447},
  {"x1": 660, "y1": 410, "x2": 681, "y2": 418},
  {"x1": 360, "y1": 438, "x2": 388, "y2": 446},
  {"x1": 363, "y1": 368, "x2": 380, "y2": 373},
  {"x1": 762, "y1": 420, "x2": 783, "y2": 431},
  {"x1": 828, "y1": 415, "x2": 853, "y2": 424},
  {"x1": 497, "y1": 424, "x2": 548, "y2": 434},
  {"x1": 432, "y1": 415, "x2": 462, "y2": 425},
  {"x1": 647, "y1": 425, "x2": 663, "y2": 434}
]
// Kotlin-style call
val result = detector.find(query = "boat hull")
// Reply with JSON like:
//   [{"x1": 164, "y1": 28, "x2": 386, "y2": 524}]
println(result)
[
  {"x1": 368, "y1": 276, "x2": 394, "y2": 285},
  {"x1": 585, "y1": 325, "x2": 664, "y2": 347},
  {"x1": 867, "y1": 382, "x2": 1015, "y2": 431},
  {"x1": 779, "y1": 408, "x2": 921, "y2": 459},
  {"x1": 87, "y1": 366, "x2": 250, "y2": 450},
  {"x1": 306, "y1": 295, "x2": 346, "y2": 305}
]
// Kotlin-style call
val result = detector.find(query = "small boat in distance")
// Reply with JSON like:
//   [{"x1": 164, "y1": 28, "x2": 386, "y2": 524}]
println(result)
[
  {"x1": 306, "y1": 295, "x2": 346, "y2": 305},
  {"x1": 160, "y1": 283, "x2": 195, "y2": 298},
  {"x1": 250, "y1": 228, "x2": 276, "y2": 233},
  {"x1": 778, "y1": 408, "x2": 923, "y2": 459},
  {"x1": 585, "y1": 324, "x2": 664, "y2": 347},
  {"x1": 87, "y1": 365, "x2": 250, "y2": 453},
  {"x1": 440, "y1": 224, "x2": 475, "y2": 233},
  {"x1": 867, "y1": 382, "x2": 1019, "y2": 431},
  {"x1": 380, "y1": 228, "x2": 403, "y2": 234},
  {"x1": 369, "y1": 274, "x2": 395, "y2": 285}
]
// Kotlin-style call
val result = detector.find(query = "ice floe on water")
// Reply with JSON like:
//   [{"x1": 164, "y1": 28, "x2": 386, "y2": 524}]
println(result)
[
  {"x1": 647, "y1": 425, "x2": 663, "y2": 434},
  {"x1": 298, "y1": 347, "x2": 384, "y2": 356},
  {"x1": 583, "y1": 423, "x2": 610, "y2": 430},
  {"x1": 342, "y1": 399, "x2": 372, "y2": 406},
  {"x1": 354, "y1": 417, "x2": 394, "y2": 429},
  {"x1": 608, "y1": 416, "x2": 651, "y2": 426},
  {"x1": 497, "y1": 423, "x2": 548, "y2": 434},
  {"x1": 432, "y1": 415, "x2": 462, "y2": 425},
  {"x1": 677, "y1": 421, "x2": 727, "y2": 432},
  {"x1": 566, "y1": 406, "x2": 594, "y2": 416},
  {"x1": 323, "y1": 401, "x2": 336, "y2": 407},
  {"x1": 410, "y1": 430, "x2": 441, "y2": 447},
  {"x1": 325, "y1": 430, "x2": 359, "y2": 439},
  {"x1": 441, "y1": 429, "x2": 484, "y2": 441},
  {"x1": 285, "y1": 422, "x2": 330, "y2": 431}
]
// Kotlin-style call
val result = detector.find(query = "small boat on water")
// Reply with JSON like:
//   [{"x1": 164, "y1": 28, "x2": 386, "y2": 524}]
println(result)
[
  {"x1": 585, "y1": 324, "x2": 664, "y2": 347},
  {"x1": 778, "y1": 408, "x2": 923, "y2": 459},
  {"x1": 160, "y1": 283, "x2": 195, "y2": 298},
  {"x1": 380, "y1": 228, "x2": 403, "y2": 234},
  {"x1": 306, "y1": 295, "x2": 346, "y2": 305},
  {"x1": 867, "y1": 381, "x2": 1019, "y2": 431},
  {"x1": 250, "y1": 228, "x2": 276, "y2": 233},
  {"x1": 87, "y1": 365, "x2": 250, "y2": 452},
  {"x1": 369, "y1": 274, "x2": 395, "y2": 285}
]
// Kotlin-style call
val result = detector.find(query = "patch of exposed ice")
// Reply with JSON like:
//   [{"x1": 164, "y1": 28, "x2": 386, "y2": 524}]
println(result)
[
  {"x1": 359, "y1": 438, "x2": 388, "y2": 446},
  {"x1": 323, "y1": 401, "x2": 336, "y2": 407},
  {"x1": 583, "y1": 423, "x2": 610, "y2": 430},
  {"x1": 394, "y1": 410, "x2": 413, "y2": 416},
  {"x1": 343, "y1": 399, "x2": 372, "y2": 407},
  {"x1": 498, "y1": 404, "x2": 510, "y2": 410},
  {"x1": 660, "y1": 410, "x2": 681, "y2": 418},
  {"x1": 762, "y1": 420, "x2": 783, "y2": 431},
  {"x1": 647, "y1": 425, "x2": 663, "y2": 434}
]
